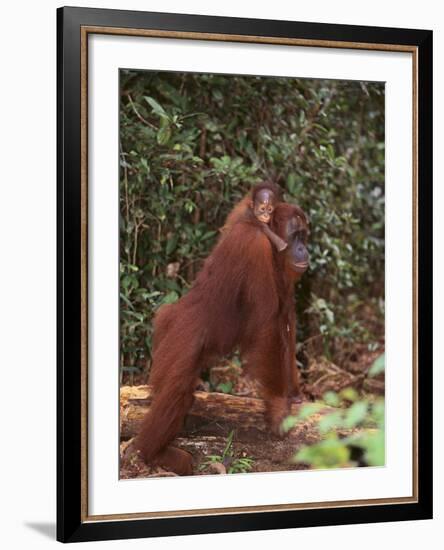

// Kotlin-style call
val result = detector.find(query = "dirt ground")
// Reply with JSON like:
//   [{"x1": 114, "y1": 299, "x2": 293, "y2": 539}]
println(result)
[
  {"x1": 120, "y1": 427, "x2": 310, "y2": 479},
  {"x1": 119, "y1": 344, "x2": 383, "y2": 479}
]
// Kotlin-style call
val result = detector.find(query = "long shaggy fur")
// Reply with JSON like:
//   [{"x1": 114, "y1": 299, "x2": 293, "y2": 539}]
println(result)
[{"x1": 134, "y1": 202, "x2": 306, "y2": 475}]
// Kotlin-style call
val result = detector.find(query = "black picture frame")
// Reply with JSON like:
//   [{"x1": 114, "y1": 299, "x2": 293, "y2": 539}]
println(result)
[{"x1": 57, "y1": 5, "x2": 433, "y2": 543}]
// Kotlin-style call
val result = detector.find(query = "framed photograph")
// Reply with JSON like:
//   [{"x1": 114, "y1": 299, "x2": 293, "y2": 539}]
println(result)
[{"x1": 57, "y1": 6, "x2": 433, "y2": 543}]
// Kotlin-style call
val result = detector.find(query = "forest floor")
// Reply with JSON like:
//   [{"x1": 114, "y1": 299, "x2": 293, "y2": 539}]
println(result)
[
  {"x1": 119, "y1": 342, "x2": 383, "y2": 479},
  {"x1": 120, "y1": 419, "x2": 312, "y2": 479}
]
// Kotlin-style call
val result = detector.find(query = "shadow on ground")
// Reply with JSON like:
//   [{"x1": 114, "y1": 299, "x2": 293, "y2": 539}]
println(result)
[{"x1": 24, "y1": 522, "x2": 56, "y2": 540}]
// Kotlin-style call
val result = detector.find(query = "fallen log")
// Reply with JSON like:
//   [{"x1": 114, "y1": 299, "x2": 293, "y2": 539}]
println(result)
[
  {"x1": 120, "y1": 385, "x2": 381, "y2": 478},
  {"x1": 120, "y1": 385, "x2": 328, "y2": 440}
]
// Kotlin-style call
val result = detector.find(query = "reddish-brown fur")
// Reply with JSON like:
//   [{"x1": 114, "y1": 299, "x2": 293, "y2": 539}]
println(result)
[
  {"x1": 222, "y1": 181, "x2": 282, "y2": 233},
  {"x1": 133, "y1": 202, "x2": 308, "y2": 475}
]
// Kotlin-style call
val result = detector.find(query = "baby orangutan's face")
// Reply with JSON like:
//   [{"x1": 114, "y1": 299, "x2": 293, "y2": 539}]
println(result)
[{"x1": 253, "y1": 189, "x2": 275, "y2": 224}]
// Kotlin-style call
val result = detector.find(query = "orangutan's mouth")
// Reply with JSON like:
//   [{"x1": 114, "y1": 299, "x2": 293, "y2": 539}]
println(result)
[{"x1": 292, "y1": 261, "x2": 309, "y2": 272}]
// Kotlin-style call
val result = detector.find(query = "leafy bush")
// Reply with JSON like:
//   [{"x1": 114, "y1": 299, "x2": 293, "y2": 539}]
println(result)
[
  {"x1": 119, "y1": 71, "x2": 385, "y2": 377},
  {"x1": 283, "y1": 354, "x2": 385, "y2": 469}
]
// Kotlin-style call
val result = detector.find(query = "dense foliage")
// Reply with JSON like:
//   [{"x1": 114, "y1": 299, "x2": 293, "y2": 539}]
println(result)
[
  {"x1": 283, "y1": 353, "x2": 385, "y2": 468},
  {"x1": 119, "y1": 70, "x2": 385, "y2": 378}
]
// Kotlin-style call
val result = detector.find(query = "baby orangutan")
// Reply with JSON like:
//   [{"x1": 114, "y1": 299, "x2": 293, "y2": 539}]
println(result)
[
  {"x1": 252, "y1": 185, "x2": 288, "y2": 252},
  {"x1": 223, "y1": 181, "x2": 288, "y2": 252}
]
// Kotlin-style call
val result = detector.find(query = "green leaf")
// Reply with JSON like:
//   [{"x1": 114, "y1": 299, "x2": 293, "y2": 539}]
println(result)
[
  {"x1": 161, "y1": 291, "x2": 179, "y2": 305},
  {"x1": 344, "y1": 401, "x2": 368, "y2": 428},
  {"x1": 144, "y1": 96, "x2": 167, "y2": 117},
  {"x1": 216, "y1": 382, "x2": 233, "y2": 394},
  {"x1": 222, "y1": 430, "x2": 235, "y2": 458},
  {"x1": 166, "y1": 235, "x2": 178, "y2": 255},
  {"x1": 371, "y1": 400, "x2": 385, "y2": 427},
  {"x1": 297, "y1": 402, "x2": 324, "y2": 420},
  {"x1": 347, "y1": 429, "x2": 385, "y2": 466},
  {"x1": 145, "y1": 291, "x2": 162, "y2": 299},
  {"x1": 120, "y1": 293, "x2": 135, "y2": 310},
  {"x1": 123, "y1": 310, "x2": 144, "y2": 321},
  {"x1": 140, "y1": 157, "x2": 150, "y2": 174},
  {"x1": 368, "y1": 353, "x2": 385, "y2": 377},
  {"x1": 157, "y1": 125, "x2": 171, "y2": 145},
  {"x1": 339, "y1": 387, "x2": 359, "y2": 402},
  {"x1": 325, "y1": 308, "x2": 335, "y2": 324},
  {"x1": 318, "y1": 411, "x2": 344, "y2": 434},
  {"x1": 201, "y1": 230, "x2": 217, "y2": 242},
  {"x1": 323, "y1": 391, "x2": 340, "y2": 407},
  {"x1": 281, "y1": 415, "x2": 299, "y2": 433},
  {"x1": 363, "y1": 431, "x2": 385, "y2": 466},
  {"x1": 295, "y1": 438, "x2": 350, "y2": 469},
  {"x1": 287, "y1": 173, "x2": 298, "y2": 195}
]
